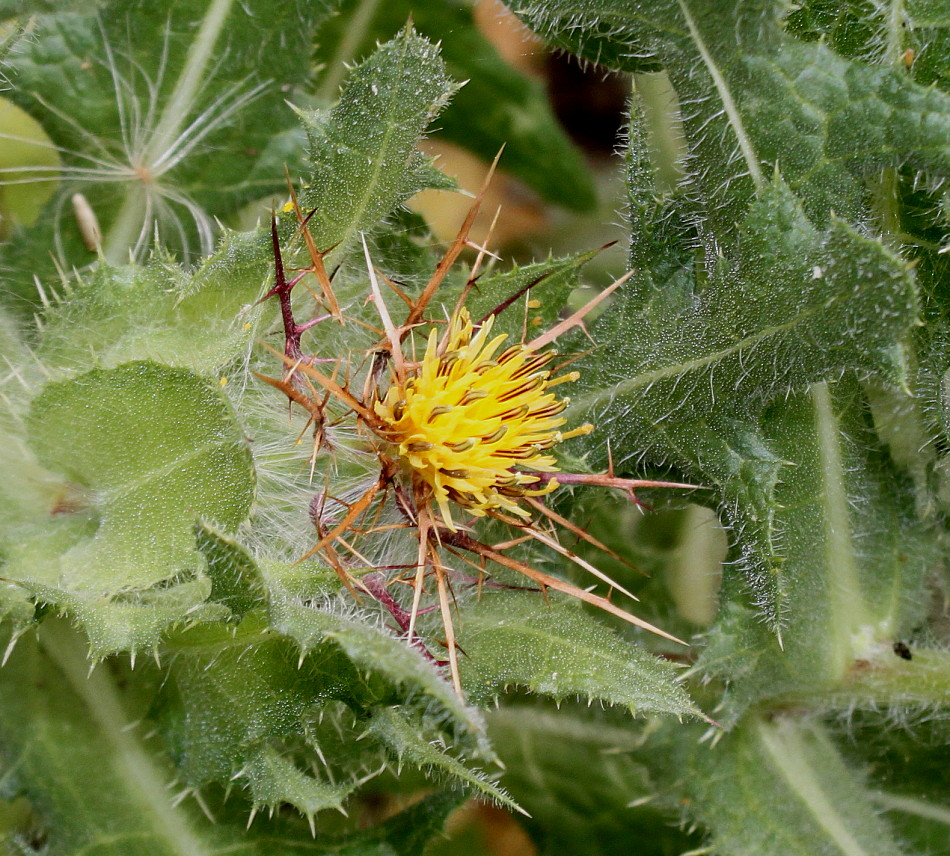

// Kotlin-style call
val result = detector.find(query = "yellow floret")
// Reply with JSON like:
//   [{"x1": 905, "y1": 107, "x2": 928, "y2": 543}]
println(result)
[{"x1": 374, "y1": 309, "x2": 586, "y2": 529}]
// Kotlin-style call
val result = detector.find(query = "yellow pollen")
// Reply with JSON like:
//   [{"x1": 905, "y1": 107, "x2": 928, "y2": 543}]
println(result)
[{"x1": 373, "y1": 308, "x2": 585, "y2": 529}]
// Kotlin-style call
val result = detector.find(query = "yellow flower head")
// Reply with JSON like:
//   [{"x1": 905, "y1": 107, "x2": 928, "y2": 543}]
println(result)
[
  {"x1": 373, "y1": 309, "x2": 591, "y2": 530},
  {"x1": 262, "y1": 191, "x2": 688, "y2": 695}
]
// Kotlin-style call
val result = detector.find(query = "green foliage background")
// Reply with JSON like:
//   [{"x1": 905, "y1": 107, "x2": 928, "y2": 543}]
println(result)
[{"x1": 0, "y1": 0, "x2": 948, "y2": 854}]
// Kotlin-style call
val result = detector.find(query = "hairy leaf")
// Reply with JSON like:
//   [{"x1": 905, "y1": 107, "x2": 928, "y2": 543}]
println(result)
[
  {"x1": 0, "y1": 620, "x2": 459, "y2": 854},
  {"x1": 517, "y1": 0, "x2": 950, "y2": 230},
  {"x1": 680, "y1": 716, "x2": 907, "y2": 856},
  {"x1": 314, "y1": 0, "x2": 597, "y2": 211},
  {"x1": 298, "y1": 26, "x2": 457, "y2": 266},
  {"x1": 696, "y1": 379, "x2": 935, "y2": 723},
  {"x1": 36, "y1": 248, "x2": 264, "y2": 374},
  {"x1": 155, "y1": 614, "x2": 364, "y2": 796},
  {"x1": 367, "y1": 707, "x2": 517, "y2": 811},
  {"x1": 457, "y1": 592, "x2": 697, "y2": 717},
  {"x1": 573, "y1": 180, "x2": 917, "y2": 454},
  {"x1": 1, "y1": 362, "x2": 254, "y2": 656}
]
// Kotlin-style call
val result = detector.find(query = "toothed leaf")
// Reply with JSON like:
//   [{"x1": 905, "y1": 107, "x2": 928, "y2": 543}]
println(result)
[
  {"x1": 297, "y1": 27, "x2": 457, "y2": 267},
  {"x1": 696, "y1": 379, "x2": 935, "y2": 726},
  {"x1": 36, "y1": 249, "x2": 265, "y2": 374},
  {"x1": 367, "y1": 707, "x2": 518, "y2": 812},
  {"x1": 0, "y1": 620, "x2": 453, "y2": 854},
  {"x1": 244, "y1": 744, "x2": 351, "y2": 816},
  {"x1": 457, "y1": 592, "x2": 698, "y2": 717},
  {"x1": 516, "y1": 0, "x2": 950, "y2": 230},
  {"x1": 314, "y1": 0, "x2": 597, "y2": 211},
  {"x1": 570, "y1": 180, "x2": 919, "y2": 624},
  {"x1": 271, "y1": 598, "x2": 481, "y2": 745}
]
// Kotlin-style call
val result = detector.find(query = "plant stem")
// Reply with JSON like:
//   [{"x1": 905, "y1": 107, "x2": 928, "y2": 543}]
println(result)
[
  {"x1": 768, "y1": 647, "x2": 950, "y2": 711},
  {"x1": 39, "y1": 619, "x2": 210, "y2": 856}
]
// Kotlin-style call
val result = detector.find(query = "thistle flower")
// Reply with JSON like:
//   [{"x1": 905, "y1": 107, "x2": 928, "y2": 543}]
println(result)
[
  {"x1": 259, "y1": 172, "x2": 694, "y2": 694},
  {"x1": 373, "y1": 307, "x2": 593, "y2": 531}
]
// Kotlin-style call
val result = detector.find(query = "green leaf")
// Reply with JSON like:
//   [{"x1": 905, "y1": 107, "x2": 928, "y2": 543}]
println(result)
[
  {"x1": 456, "y1": 592, "x2": 698, "y2": 717},
  {"x1": 565, "y1": 177, "x2": 920, "y2": 628},
  {"x1": 194, "y1": 524, "x2": 267, "y2": 620},
  {"x1": 456, "y1": 251, "x2": 599, "y2": 342},
  {"x1": 36, "y1": 247, "x2": 264, "y2": 374},
  {"x1": 298, "y1": 26, "x2": 457, "y2": 266},
  {"x1": 680, "y1": 715, "x2": 907, "y2": 856},
  {"x1": 516, "y1": 0, "x2": 950, "y2": 228},
  {"x1": 571, "y1": 178, "x2": 917, "y2": 469},
  {"x1": 0, "y1": 620, "x2": 226, "y2": 856},
  {"x1": 314, "y1": 0, "x2": 597, "y2": 211},
  {"x1": 787, "y1": 0, "x2": 950, "y2": 90},
  {"x1": 838, "y1": 714, "x2": 950, "y2": 854},
  {"x1": 155, "y1": 613, "x2": 370, "y2": 807},
  {"x1": 2, "y1": 0, "x2": 342, "y2": 272},
  {"x1": 243, "y1": 744, "x2": 351, "y2": 817},
  {"x1": 156, "y1": 602, "x2": 493, "y2": 812},
  {"x1": 367, "y1": 707, "x2": 517, "y2": 811},
  {"x1": 487, "y1": 705, "x2": 701, "y2": 856},
  {"x1": 0, "y1": 619, "x2": 457, "y2": 854},
  {"x1": 271, "y1": 598, "x2": 480, "y2": 743},
  {"x1": 329, "y1": 790, "x2": 465, "y2": 856},
  {"x1": 1, "y1": 361, "x2": 254, "y2": 656},
  {"x1": 697, "y1": 379, "x2": 936, "y2": 724}
]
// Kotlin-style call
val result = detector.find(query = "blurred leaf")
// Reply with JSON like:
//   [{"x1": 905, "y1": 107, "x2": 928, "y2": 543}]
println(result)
[
  {"x1": 333, "y1": 790, "x2": 466, "y2": 856},
  {"x1": 0, "y1": 0, "x2": 97, "y2": 19},
  {"x1": 1, "y1": 362, "x2": 254, "y2": 656},
  {"x1": 487, "y1": 705, "x2": 701, "y2": 856},
  {"x1": 837, "y1": 714, "x2": 950, "y2": 854}
]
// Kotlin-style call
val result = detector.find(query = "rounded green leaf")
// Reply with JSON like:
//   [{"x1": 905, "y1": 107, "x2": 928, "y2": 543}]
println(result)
[{"x1": 3, "y1": 361, "x2": 255, "y2": 655}]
